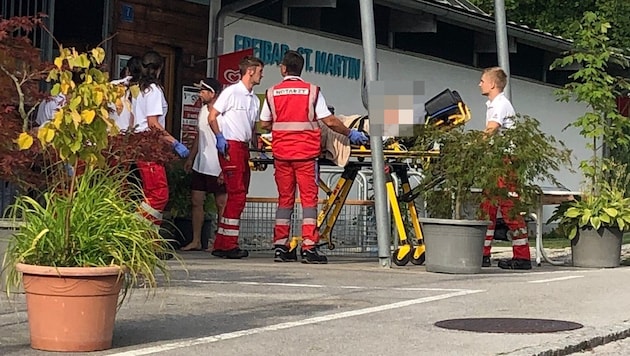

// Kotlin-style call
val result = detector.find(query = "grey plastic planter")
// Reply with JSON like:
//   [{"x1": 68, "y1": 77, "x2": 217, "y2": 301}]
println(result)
[
  {"x1": 571, "y1": 226, "x2": 622, "y2": 268},
  {"x1": 420, "y1": 218, "x2": 489, "y2": 274}
]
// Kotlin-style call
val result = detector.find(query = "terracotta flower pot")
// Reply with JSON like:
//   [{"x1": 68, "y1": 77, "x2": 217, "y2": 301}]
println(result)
[{"x1": 16, "y1": 263, "x2": 125, "y2": 352}]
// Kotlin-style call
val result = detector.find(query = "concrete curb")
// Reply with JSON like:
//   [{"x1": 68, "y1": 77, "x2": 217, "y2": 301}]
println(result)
[{"x1": 503, "y1": 320, "x2": 630, "y2": 356}]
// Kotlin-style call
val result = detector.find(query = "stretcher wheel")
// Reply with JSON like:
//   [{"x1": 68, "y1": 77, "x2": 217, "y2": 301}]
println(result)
[
  {"x1": 328, "y1": 242, "x2": 336, "y2": 250},
  {"x1": 410, "y1": 245, "x2": 426, "y2": 265},
  {"x1": 392, "y1": 248, "x2": 410, "y2": 266},
  {"x1": 410, "y1": 251, "x2": 425, "y2": 265}
]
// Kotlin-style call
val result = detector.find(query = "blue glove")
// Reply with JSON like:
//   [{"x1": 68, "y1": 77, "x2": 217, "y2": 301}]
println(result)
[
  {"x1": 216, "y1": 133, "x2": 229, "y2": 155},
  {"x1": 172, "y1": 140, "x2": 190, "y2": 158},
  {"x1": 348, "y1": 129, "x2": 368, "y2": 145}
]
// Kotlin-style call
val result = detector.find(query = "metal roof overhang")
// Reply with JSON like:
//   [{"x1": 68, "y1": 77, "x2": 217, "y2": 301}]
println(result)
[{"x1": 377, "y1": 0, "x2": 572, "y2": 53}]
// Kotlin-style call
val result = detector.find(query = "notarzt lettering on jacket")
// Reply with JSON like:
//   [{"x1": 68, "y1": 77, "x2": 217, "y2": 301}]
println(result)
[{"x1": 273, "y1": 88, "x2": 309, "y2": 96}]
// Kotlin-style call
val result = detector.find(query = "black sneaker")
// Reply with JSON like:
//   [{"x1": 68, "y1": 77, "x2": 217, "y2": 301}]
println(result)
[
  {"x1": 211, "y1": 249, "x2": 227, "y2": 258},
  {"x1": 301, "y1": 248, "x2": 328, "y2": 264},
  {"x1": 274, "y1": 245, "x2": 297, "y2": 262},
  {"x1": 482, "y1": 256, "x2": 491, "y2": 267},
  {"x1": 498, "y1": 258, "x2": 532, "y2": 270},
  {"x1": 211, "y1": 248, "x2": 249, "y2": 259},
  {"x1": 224, "y1": 248, "x2": 249, "y2": 259}
]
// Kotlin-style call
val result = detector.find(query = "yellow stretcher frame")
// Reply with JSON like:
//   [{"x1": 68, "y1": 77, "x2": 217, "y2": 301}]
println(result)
[{"x1": 250, "y1": 100, "x2": 471, "y2": 265}]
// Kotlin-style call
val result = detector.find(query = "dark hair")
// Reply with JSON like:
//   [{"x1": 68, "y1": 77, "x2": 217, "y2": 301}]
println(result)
[
  {"x1": 126, "y1": 56, "x2": 143, "y2": 83},
  {"x1": 238, "y1": 55, "x2": 264, "y2": 76},
  {"x1": 281, "y1": 50, "x2": 304, "y2": 76},
  {"x1": 139, "y1": 50, "x2": 164, "y2": 92}
]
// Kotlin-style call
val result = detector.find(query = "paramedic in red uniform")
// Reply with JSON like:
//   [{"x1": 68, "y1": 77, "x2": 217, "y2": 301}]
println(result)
[
  {"x1": 260, "y1": 50, "x2": 368, "y2": 264},
  {"x1": 207, "y1": 56, "x2": 264, "y2": 259},
  {"x1": 479, "y1": 66, "x2": 531, "y2": 270}
]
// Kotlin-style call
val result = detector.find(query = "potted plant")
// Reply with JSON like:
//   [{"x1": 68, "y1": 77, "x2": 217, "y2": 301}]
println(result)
[
  {"x1": 413, "y1": 115, "x2": 571, "y2": 273},
  {"x1": 547, "y1": 12, "x2": 630, "y2": 268},
  {"x1": 1, "y1": 17, "x2": 176, "y2": 352},
  {"x1": 163, "y1": 160, "x2": 218, "y2": 250}
]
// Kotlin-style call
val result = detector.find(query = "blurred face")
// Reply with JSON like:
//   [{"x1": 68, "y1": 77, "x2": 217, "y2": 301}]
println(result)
[
  {"x1": 479, "y1": 73, "x2": 493, "y2": 97},
  {"x1": 199, "y1": 89, "x2": 215, "y2": 104}
]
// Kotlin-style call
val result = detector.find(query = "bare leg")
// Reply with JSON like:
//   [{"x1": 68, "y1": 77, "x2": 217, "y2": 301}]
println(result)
[{"x1": 181, "y1": 190, "x2": 206, "y2": 251}]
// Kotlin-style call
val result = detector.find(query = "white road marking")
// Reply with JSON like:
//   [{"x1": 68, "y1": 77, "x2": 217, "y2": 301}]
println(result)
[
  {"x1": 108, "y1": 289, "x2": 483, "y2": 356},
  {"x1": 186, "y1": 279, "x2": 473, "y2": 292},
  {"x1": 528, "y1": 275, "x2": 583, "y2": 284}
]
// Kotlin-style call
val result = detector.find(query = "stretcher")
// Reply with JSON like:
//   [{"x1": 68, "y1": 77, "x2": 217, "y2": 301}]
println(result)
[{"x1": 249, "y1": 88, "x2": 471, "y2": 265}]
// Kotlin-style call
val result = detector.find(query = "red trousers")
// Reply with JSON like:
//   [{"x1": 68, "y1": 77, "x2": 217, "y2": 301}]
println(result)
[
  {"x1": 480, "y1": 176, "x2": 530, "y2": 261},
  {"x1": 213, "y1": 140, "x2": 250, "y2": 251},
  {"x1": 136, "y1": 161, "x2": 169, "y2": 226},
  {"x1": 273, "y1": 159, "x2": 319, "y2": 250}
]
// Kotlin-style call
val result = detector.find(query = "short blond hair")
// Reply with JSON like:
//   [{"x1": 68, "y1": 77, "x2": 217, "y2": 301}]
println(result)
[{"x1": 482, "y1": 67, "x2": 508, "y2": 91}]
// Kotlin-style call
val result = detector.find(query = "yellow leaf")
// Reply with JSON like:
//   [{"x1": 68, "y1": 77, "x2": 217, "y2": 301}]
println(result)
[
  {"x1": 81, "y1": 110, "x2": 96, "y2": 124},
  {"x1": 37, "y1": 126, "x2": 55, "y2": 144},
  {"x1": 91, "y1": 47, "x2": 106, "y2": 64},
  {"x1": 115, "y1": 98, "x2": 123, "y2": 115},
  {"x1": 54, "y1": 56, "x2": 63, "y2": 69},
  {"x1": 95, "y1": 91, "x2": 104, "y2": 106},
  {"x1": 69, "y1": 96, "x2": 81, "y2": 110},
  {"x1": 53, "y1": 110, "x2": 63, "y2": 128},
  {"x1": 71, "y1": 110, "x2": 82, "y2": 127},
  {"x1": 14, "y1": 132, "x2": 34, "y2": 150},
  {"x1": 60, "y1": 82, "x2": 70, "y2": 95},
  {"x1": 101, "y1": 107, "x2": 110, "y2": 120},
  {"x1": 85, "y1": 74, "x2": 93, "y2": 84},
  {"x1": 50, "y1": 83, "x2": 61, "y2": 96},
  {"x1": 130, "y1": 84, "x2": 140, "y2": 98},
  {"x1": 77, "y1": 54, "x2": 90, "y2": 68}
]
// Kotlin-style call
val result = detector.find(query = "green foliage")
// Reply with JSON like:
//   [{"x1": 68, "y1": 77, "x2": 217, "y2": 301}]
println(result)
[
  {"x1": 548, "y1": 12, "x2": 630, "y2": 239},
  {"x1": 165, "y1": 161, "x2": 217, "y2": 218},
  {"x1": 33, "y1": 47, "x2": 126, "y2": 168},
  {"x1": 467, "y1": 0, "x2": 630, "y2": 49},
  {"x1": 548, "y1": 163, "x2": 630, "y2": 239},
  {"x1": 551, "y1": 12, "x2": 630, "y2": 171},
  {"x1": 2, "y1": 166, "x2": 175, "y2": 299},
  {"x1": 415, "y1": 115, "x2": 571, "y2": 220}
]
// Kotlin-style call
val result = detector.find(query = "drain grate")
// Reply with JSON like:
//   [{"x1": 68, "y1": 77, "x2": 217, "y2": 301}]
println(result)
[{"x1": 435, "y1": 318, "x2": 583, "y2": 333}]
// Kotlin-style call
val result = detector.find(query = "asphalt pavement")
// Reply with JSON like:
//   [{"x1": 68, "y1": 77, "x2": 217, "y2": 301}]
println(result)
[{"x1": 1, "y1": 229, "x2": 630, "y2": 356}]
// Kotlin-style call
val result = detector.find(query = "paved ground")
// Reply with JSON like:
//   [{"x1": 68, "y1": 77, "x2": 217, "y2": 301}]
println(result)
[{"x1": 2, "y1": 229, "x2": 630, "y2": 356}]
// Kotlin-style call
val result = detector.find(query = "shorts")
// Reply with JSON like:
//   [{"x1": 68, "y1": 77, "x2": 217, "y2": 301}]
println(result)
[{"x1": 191, "y1": 170, "x2": 226, "y2": 194}]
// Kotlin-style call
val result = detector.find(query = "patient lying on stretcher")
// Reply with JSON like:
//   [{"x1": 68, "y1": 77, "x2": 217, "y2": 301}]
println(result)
[{"x1": 258, "y1": 89, "x2": 471, "y2": 167}]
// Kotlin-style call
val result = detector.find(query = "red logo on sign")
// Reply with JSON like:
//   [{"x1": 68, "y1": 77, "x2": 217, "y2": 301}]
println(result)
[{"x1": 217, "y1": 48, "x2": 255, "y2": 86}]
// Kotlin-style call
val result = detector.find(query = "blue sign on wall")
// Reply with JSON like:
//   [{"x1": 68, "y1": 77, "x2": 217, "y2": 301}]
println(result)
[
  {"x1": 234, "y1": 34, "x2": 361, "y2": 81},
  {"x1": 121, "y1": 4, "x2": 134, "y2": 23}
]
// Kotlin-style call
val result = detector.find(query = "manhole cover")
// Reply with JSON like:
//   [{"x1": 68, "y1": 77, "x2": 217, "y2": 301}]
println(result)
[{"x1": 435, "y1": 318, "x2": 583, "y2": 333}]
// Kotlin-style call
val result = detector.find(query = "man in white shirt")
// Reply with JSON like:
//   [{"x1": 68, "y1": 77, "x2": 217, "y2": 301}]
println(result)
[
  {"x1": 206, "y1": 55, "x2": 265, "y2": 259},
  {"x1": 181, "y1": 78, "x2": 227, "y2": 251},
  {"x1": 479, "y1": 66, "x2": 531, "y2": 270}
]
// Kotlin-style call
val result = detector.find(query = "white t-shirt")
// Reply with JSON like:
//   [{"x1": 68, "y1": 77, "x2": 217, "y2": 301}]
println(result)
[
  {"x1": 109, "y1": 76, "x2": 133, "y2": 131},
  {"x1": 36, "y1": 94, "x2": 66, "y2": 127},
  {"x1": 213, "y1": 81, "x2": 259, "y2": 142},
  {"x1": 193, "y1": 104, "x2": 222, "y2": 177},
  {"x1": 134, "y1": 83, "x2": 167, "y2": 132},
  {"x1": 109, "y1": 92, "x2": 133, "y2": 131},
  {"x1": 486, "y1": 92, "x2": 515, "y2": 130},
  {"x1": 260, "y1": 76, "x2": 332, "y2": 122}
]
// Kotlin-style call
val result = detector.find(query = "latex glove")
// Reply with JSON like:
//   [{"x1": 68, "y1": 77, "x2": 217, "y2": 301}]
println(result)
[
  {"x1": 348, "y1": 129, "x2": 368, "y2": 145},
  {"x1": 172, "y1": 140, "x2": 190, "y2": 158},
  {"x1": 216, "y1": 133, "x2": 229, "y2": 155}
]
